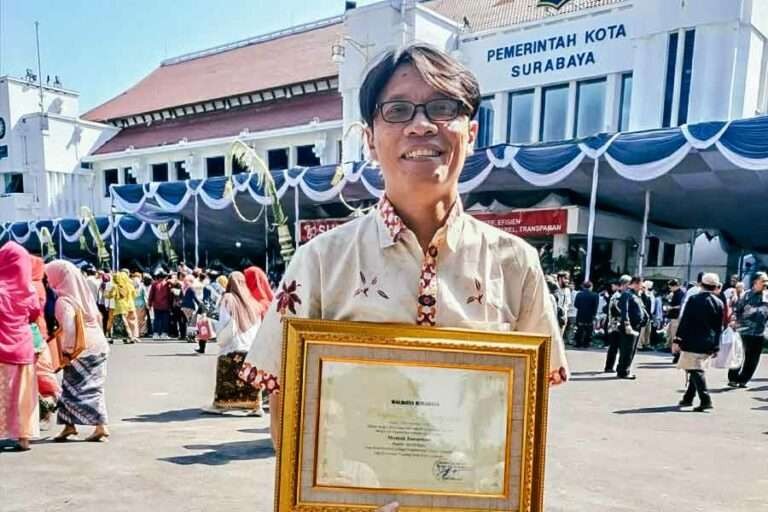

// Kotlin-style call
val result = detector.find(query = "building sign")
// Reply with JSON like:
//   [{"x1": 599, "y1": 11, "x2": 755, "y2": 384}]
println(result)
[
  {"x1": 299, "y1": 218, "x2": 350, "y2": 243},
  {"x1": 470, "y1": 209, "x2": 567, "y2": 236},
  {"x1": 463, "y1": 11, "x2": 632, "y2": 91},
  {"x1": 299, "y1": 209, "x2": 567, "y2": 243}
]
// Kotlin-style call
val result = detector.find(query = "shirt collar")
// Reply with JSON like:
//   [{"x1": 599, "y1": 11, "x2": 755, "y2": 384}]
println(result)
[{"x1": 375, "y1": 195, "x2": 464, "y2": 252}]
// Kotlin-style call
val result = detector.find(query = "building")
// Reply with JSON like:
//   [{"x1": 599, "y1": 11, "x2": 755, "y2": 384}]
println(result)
[
  {"x1": 0, "y1": 76, "x2": 116, "y2": 223},
  {"x1": 335, "y1": 0, "x2": 768, "y2": 281},
  {"x1": 81, "y1": 17, "x2": 345, "y2": 216},
  {"x1": 4, "y1": 0, "x2": 766, "y2": 279}
]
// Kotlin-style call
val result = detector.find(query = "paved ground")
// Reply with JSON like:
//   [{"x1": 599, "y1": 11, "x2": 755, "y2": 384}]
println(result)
[{"x1": 1, "y1": 341, "x2": 766, "y2": 512}]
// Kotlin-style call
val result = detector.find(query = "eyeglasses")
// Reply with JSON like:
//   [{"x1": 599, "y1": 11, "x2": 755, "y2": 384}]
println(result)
[{"x1": 376, "y1": 99, "x2": 467, "y2": 123}]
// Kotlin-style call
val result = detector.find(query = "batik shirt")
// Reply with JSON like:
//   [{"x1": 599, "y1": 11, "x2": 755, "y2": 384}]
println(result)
[{"x1": 246, "y1": 197, "x2": 568, "y2": 384}]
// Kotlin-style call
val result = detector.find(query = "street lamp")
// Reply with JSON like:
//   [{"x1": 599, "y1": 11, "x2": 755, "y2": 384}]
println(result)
[{"x1": 330, "y1": 36, "x2": 375, "y2": 65}]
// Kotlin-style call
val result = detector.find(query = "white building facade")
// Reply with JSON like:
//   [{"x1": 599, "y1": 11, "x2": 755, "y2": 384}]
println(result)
[
  {"x1": 0, "y1": 76, "x2": 116, "y2": 223},
  {"x1": 334, "y1": 0, "x2": 768, "y2": 280}
]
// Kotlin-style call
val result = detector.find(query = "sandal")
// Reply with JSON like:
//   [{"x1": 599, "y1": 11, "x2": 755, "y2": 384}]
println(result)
[
  {"x1": 53, "y1": 428, "x2": 78, "y2": 442},
  {"x1": 85, "y1": 431, "x2": 110, "y2": 442}
]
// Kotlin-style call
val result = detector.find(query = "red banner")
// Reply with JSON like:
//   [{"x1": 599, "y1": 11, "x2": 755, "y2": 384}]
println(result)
[
  {"x1": 298, "y1": 208, "x2": 567, "y2": 243},
  {"x1": 470, "y1": 209, "x2": 567, "y2": 236},
  {"x1": 299, "y1": 219, "x2": 350, "y2": 243}
]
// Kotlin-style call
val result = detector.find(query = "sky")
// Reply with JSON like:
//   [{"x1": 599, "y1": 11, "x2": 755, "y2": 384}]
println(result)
[{"x1": 0, "y1": 0, "x2": 378, "y2": 112}]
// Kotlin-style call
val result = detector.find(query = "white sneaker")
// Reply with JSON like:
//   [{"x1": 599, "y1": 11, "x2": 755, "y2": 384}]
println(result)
[
  {"x1": 152, "y1": 334, "x2": 159, "y2": 340},
  {"x1": 161, "y1": 333, "x2": 169, "y2": 339}
]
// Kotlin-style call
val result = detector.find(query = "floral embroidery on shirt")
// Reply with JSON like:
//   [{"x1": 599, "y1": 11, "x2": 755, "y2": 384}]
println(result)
[
  {"x1": 276, "y1": 280, "x2": 302, "y2": 318},
  {"x1": 353, "y1": 272, "x2": 390, "y2": 299},
  {"x1": 466, "y1": 278, "x2": 484, "y2": 305}
]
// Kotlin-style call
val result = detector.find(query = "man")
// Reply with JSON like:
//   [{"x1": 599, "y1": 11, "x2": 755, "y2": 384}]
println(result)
[
  {"x1": 728, "y1": 271, "x2": 768, "y2": 388},
  {"x1": 242, "y1": 44, "x2": 568, "y2": 452},
  {"x1": 666, "y1": 279, "x2": 686, "y2": 361},
  {"x1": 673, "y1": 273, "x2": 724, "y2": 411},
  {"x1": 554, "y1": 271, "x2": 571, "y2": 338},
  {"x1": 605, "y1": 275, "x2": 631, "y2": 373},
  {"x1": 573, "y1": 281, "x2": 599, "y2": 348},
  {"x1": 147, "y1": 271, "x2": 171, "y2": 339},
  {"x1": 637, "y1": 281, "x2": 654, "y2": 351},
  {"x1": 616, "y1": 276, "x2": 648, "y2": 379}
]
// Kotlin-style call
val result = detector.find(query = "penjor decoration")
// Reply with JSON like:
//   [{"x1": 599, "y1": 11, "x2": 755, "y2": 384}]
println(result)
[
  {"x1": 80, "y1": 206, "x2": 111, "y2": 269},
  {"x1": 226, "y1": 139, "x2": 295, "y2": 265}
]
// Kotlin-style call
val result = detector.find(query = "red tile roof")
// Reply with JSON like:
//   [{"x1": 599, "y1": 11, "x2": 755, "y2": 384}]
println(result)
[
  {"x1": 424, "y1": 0, "x2": 627, "y2": 33},
  {"x1": 91, "y1": 91, "x2": 341, "y2": 155},
  {"x1": 83, "y1": 19, "x2": 342, "y2": 123}
]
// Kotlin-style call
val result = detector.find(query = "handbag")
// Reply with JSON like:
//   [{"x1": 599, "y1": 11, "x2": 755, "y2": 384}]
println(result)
[{"x1": 50, "y1": 298, "x2": 88, "y2": 371}]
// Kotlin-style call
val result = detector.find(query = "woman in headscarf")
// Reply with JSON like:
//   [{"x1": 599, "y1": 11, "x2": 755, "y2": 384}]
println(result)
[
  {"x1": 107, "y1": 271, "x2": 139, "y2": 344},
  {"x1": 30, "y1": 256, "x2": 61, "y2": 418},
  {"x1": 0, "y1": 242, "x2": 41, "y2": 451},
  {"x1": 244, "y1": 266, "x2": 274, "y2": 316},
  {"x1": 46, "y1": 260, "x2": 111, "y2": 442},
  {"x1": 207, "y1": 271, "x2": 263, "y2": 415}
]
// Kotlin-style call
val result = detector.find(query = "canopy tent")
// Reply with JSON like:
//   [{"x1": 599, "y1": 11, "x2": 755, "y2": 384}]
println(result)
[
  {"x1": 9, "y1": 114, "x2": 767, "y2": 273},
  {"x1": 0, "y1": 213, "x2": 182, "y2": 269}
]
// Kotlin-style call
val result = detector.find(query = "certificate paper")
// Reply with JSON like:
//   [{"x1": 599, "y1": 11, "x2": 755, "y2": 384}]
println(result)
[{"x1": 315, "y1": 360, "x2": 512, "y2": 495}]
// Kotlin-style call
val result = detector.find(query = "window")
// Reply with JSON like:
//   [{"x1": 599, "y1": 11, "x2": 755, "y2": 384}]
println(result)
[
  {"x1": 231, "y1": 155, "x2": 248, "y2": 174},
  {"x1": 507, "y1": 89, "x2": 534, "y2": 143},
  {"x1": 574, "y1": 78, "x2": 606, "y2": 138},
  {"x1": 175, "y1": 161, "x2": 190, "y2": 181},
  {"x1": 662, "y1": 32, "x2": 679, "y2": 128},
  {"x1": 677, "y1": 29, "x2": 696, "y2": 125},
  {"x1": 663, "y1": 29, "x2": 696, "y2": 127},
  {"x1": 662, "y1": 243, "x2": 676, "y2": 267},
  {"x1": 122, "y1": 167, "x2": 136, "y2": 185},
  {"x1": 476, "y1": 96, "x2": 495, "y2": 148},
  {"x1": 540, "y1": 84, "x2": 569, "y2": 142},
  {"x1": 151, "y1": 163, "x2": 169, "y2": 182},
  {"x1": 268, "y1": 148, "x2": 289, "y2": 170},
  {"x1": 104, "y1": 169, "x2": 118, "y2": 197},
  {"x1": 2, "y1": 173, "x2": 24, "y2": 193},
  {"x1": 618, "y1": 73, "x2": 633, "y2": 132},
  {"x1": 646, "y1": 237, "x2": 660, "y2": 267},
  {"x1": 296, "y1": 145, "x2": 320, "y2": 167},
  {"x1": 206, "y1": 156, "x2": 225, "y2": 177}
]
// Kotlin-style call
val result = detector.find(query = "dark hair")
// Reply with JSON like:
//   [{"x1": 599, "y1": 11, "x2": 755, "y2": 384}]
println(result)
[
  {"x1": 359, "y1": 43, "x2": 481, "y2": 127},
  {"x1": 697, "y1": 271, "x2": 704, "y2": 283},
  {"x1": 701, "y1": 283, "x2": 717, "y2": 292},
  {"x1": 630, "y1": 276, "x2": 643, "y2": 285},
  {"x1": 668, "y1": 279, "x2": 680, "y2": 287},
  {"x1": 582, "y1": 281, "x2": 593, "y2": 290}
]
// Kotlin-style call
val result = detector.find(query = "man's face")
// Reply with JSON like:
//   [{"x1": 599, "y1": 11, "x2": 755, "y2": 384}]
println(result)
[
  {"x1": 365, "y1": 64, "x2": 478, "y2": 204},
  {"x1": 754, "y1": 276, "x2": 767, "y2": 293},
  {"x1": 629, "y1": 282, "x2": 641, "y2": 292}
]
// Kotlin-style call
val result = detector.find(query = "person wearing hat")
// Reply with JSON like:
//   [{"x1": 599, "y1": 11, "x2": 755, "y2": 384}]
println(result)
[
  {"x1": 604, "y1": 275, "x2": 631, "y2": 373},
  {"x1": 672, "y1": 273, "x2": 724, "y2": 411}
]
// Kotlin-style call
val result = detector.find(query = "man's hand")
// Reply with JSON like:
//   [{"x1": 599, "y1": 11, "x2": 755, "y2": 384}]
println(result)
[{"x1": 376, "y1": 502, "x2": 399, "y2": 512}]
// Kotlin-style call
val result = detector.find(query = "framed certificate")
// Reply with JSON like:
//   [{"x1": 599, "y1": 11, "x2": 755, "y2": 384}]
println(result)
[{"x1": 276, "y1": 319, "x2": 551, "y2": 512}]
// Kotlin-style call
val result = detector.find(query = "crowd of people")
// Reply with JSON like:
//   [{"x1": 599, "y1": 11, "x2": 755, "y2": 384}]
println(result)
[
  {"x1": 545, "y1": 268, "x2": 768, "y2": 410},
  {"x1": 0, "y1": 238, "x2": 278, "y2": 451}
]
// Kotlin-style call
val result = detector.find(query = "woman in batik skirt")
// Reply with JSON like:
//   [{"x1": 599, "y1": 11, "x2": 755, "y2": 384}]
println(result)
[
  {"x1": 0, "y1": 242, "x2": 41, "y2": 451},
  {"x1": 208, "y1": 271, "x2": 263, "y2": 415},
  {"x1": 45, "y1": 260, "x2": 111, "y2": 442}
]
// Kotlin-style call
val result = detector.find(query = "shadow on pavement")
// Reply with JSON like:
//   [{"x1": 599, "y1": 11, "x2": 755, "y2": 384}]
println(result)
[
  {"x1": 123, "y1": 408, "x2": 227, "y2": 423},
  {"x1": 570, "y1": 375, "x2": 618, "y2": 381},
  {"x1": 636, "y1": 364, "x2": 675, "y2": 369},
  {"x1": 709, "y1": 387, "x2": 740, "y2": 394},
  {"x1": 569, "y1": 371, "x2": 605, "y2": 376},
  {"x1": 613, "y1": 405, "x2": 686, "y2": 415},
  {"x1": 145, "y1": 353, "x2": 214, "y2": 357},
  {"x1": 159, "y1": 438, "x2": 274, "y2": 466},
  {"x1": 239, "y1": 427, "x2": 271, "y2": 435},
  {"x1": 747, "y1": 385, "x2": 768, "y2": 392}
]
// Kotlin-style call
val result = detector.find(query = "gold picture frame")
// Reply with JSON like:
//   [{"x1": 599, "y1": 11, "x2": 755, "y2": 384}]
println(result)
[{"x1": 275, "y1": 319, "x2": 551, "y2": 512}]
